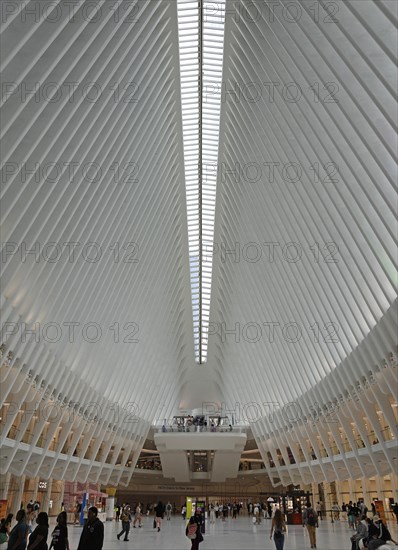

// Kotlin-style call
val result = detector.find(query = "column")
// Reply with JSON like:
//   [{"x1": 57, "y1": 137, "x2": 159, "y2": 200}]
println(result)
[
  {"x1": 348, "y1": 478, "x2": 355, "y2": 502},
  {"x1": 375, "y1": 476, "x2": 384, "y2": 501},
  {"x1": 41, "y1": 479, "x2": 53, "y2": 514},
  {"x1": 0, "y1": 472, "x2": 11, "y2": 500},
  {"x1": 12, "y1": 475, "x2": 26, "y2": 515},
  {"x1": 59, "y1": 480, "x2": 65, "y2": 514},
  {"x1": 390, "y1": 474, "x2": 398, "y2": 502},
  {"x1": 361, "y1": 477, "x2": 370, "y2": 503},
  {"x1": 31, "y1": 476, "x2": 40, "y2": 503}
]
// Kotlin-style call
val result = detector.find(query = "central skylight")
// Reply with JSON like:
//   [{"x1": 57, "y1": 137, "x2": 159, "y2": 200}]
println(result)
[{"x1": 177, "y1": 0, "x2": 226, "y2": 363}]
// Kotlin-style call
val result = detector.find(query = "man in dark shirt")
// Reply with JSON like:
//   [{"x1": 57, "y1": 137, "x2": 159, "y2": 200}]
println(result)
[{"x1": 77, "y1": 507, "x2": 104, "y2": 550}]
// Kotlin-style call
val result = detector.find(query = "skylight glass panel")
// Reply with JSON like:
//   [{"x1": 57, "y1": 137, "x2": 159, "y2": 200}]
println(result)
[{"x1": 177, "y1": 0, "x2": 225, "y2": 363}]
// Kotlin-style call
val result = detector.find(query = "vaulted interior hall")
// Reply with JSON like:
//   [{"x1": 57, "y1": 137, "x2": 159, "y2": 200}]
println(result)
[{"x1": 0, "y1": 0, "x2": 397, "y2": 549}]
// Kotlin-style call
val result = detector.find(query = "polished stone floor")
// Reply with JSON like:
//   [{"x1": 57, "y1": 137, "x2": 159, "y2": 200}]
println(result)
[{"x1": 64, "y1": 515, "x2": 398, "y2": 550}]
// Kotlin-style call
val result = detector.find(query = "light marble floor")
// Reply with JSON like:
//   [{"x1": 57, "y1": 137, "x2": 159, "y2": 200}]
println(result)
[{"x1": 64, "y1": 515, "x2": 398, "y2": 550}]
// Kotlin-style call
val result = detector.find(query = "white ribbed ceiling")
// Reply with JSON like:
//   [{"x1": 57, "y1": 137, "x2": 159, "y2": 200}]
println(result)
[
  {"x1": 207, "y1": 0, "x2": 397, "y2": 412},
  {"x1": 1, "y1": 0, "x2": 397, "y2": 484}
]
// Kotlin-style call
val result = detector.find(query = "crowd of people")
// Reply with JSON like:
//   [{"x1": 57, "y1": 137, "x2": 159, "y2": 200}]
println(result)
[
  {"x1": 0, "y1": 506, "x2": 104, "y2": 550},
  {"x1": 160, "y1": 415, "x2": 234, "y2": 433},
  {"x1": 1, "y1": 497, "x2": 397, "y2": 550},
  {"x1": 115, "y1": 500, "x2": 175, "y2": 540}
]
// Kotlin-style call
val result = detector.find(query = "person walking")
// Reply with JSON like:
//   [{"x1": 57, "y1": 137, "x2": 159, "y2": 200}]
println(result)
[
  {"x1": 316, "y1": 502, "x2": 323, "y2": 521},
  {"x1": 185, "y1": 509, "x2": 204, "y2": 550},
  {"x1": 155, "y1": 501, "x2": 165, "y2": 532},
  {"x1": 7, "y1": 510, "x2": 29, "y2": 550},
  {"x1": 270, "y1": 509, "x2": 286, "y2": 550},
  {"x1": 117, "y1": 506, "x2": 131, "y2": 541},
  {"x1": 181, "y1": 506, "x2": 187, "y2": 521},
  {"x1": 303, "y1": 502, "x2": 318, "y2": 549},
  {"x1": 165, "y1": 502, "x2": 172, "y2": 521},
  {"x1": 27, "y1": 512, "x2": 48, "y2": 550},
  {"x1": 115, "y1": 505, "x2": 120, "y2": 523},
  {"x1": 254, "y1": 504, "x2": 261, "y2": 525},
  {"x1": 132, "y1": 504, "x2": 142, "y2": 528},
  {"x1": 393, "y1": 502, "x2": 398, "y2": 525},
  {"x1": 49, "y1": 511, "x2": 69, "y2": 550},
  {"x1": 77, "y1": 507, "x2": 104, "y2": 550},
  {"x1": 209, "y1": 504, "x2": 215, "y2": 524},
  {"x1": 73, "y1": 502, "x2": 81, "y2": 526}
]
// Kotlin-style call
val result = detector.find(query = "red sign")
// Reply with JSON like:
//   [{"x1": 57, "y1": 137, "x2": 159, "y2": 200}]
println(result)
[{"x1": 0, "y1": 500, "x2": 8, "y2": 518}]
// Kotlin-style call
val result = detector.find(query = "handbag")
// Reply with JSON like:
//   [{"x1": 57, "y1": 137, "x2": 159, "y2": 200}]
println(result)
[
  {"x1": 186, "y1": 522, "x2": 197, "y2": 540},
  {"x1": 0, "y1": 532, "x2": 8, "y2": 544}
]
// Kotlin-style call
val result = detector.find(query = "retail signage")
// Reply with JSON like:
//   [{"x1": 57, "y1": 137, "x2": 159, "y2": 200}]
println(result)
[
  {"x1": 38, "y1": 481, "x2": 47, "y2": 490},
  {"x1": 157, "y1": 485, "x2": 198, "y2": 492}
]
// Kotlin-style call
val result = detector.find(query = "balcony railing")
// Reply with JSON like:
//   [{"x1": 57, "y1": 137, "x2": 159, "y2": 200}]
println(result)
[{"x1": 155, "y1": 424, "x2": 245, "y2": 434}]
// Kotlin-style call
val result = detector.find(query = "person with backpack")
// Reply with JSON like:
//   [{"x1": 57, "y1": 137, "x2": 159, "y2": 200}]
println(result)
[
  {"x1": 117, "y1": 506, "x2": 132, "y2": 541},
  {"x1": 303, "y1": 502, "x2": 318, "y2": 549},
  {"x1": 185, "y1": 509, "x2": 204, "y2": 550},
  {"x1": 270, "y1": 509, "x2": 286, "y2": 550}
]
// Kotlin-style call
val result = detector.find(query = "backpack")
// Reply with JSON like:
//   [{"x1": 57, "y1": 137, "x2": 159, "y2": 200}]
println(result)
[
  {"x1": 121, "y1": 512, "x2": 129, "y2": 522},
  {"x1": 307, "y1": 510, "x2": 316, "y2": 526},
  {"x1": 187, "y1": 522, "x2": 197, "y2": 539}
]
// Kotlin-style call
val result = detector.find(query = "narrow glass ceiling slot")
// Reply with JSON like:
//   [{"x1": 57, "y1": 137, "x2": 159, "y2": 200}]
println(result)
[{"x1": 177, "y1": 0, "x2": 226, "y2": 363}]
